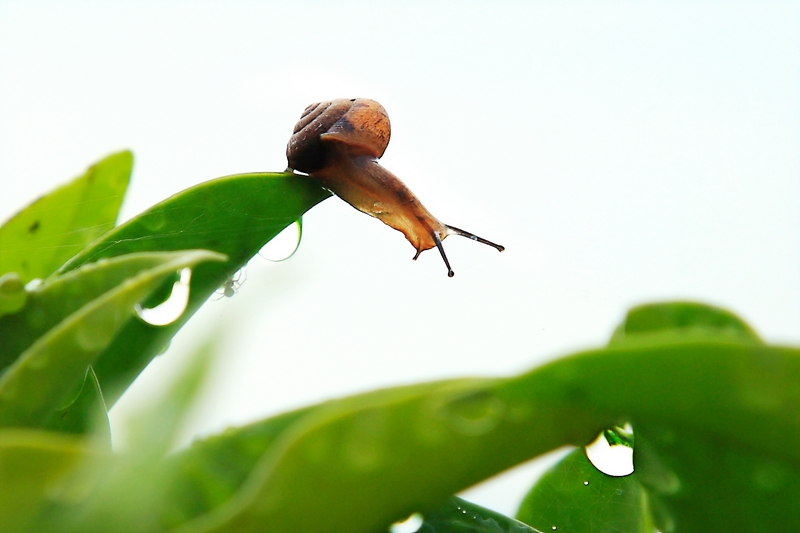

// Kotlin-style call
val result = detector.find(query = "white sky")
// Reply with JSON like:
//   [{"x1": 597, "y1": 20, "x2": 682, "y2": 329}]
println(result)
[{"x1": 1, "y1": 0, "x2": 799, "y2": 517}]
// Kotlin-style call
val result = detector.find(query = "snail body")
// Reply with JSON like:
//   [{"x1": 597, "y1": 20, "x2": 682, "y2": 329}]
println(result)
[{"x1": 287, "y1": 98, "x2": 503, "y2": 277}]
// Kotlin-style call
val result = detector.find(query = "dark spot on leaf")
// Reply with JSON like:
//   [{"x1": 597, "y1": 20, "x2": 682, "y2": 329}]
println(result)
[{"x1": 28, "y1": 221, "x2": 40, "y2": 233}]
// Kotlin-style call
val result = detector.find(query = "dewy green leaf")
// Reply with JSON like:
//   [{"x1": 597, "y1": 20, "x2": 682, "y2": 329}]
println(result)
[
  {"x1": 0, "y1": 251, "x2": 227, "y2": 375},
  {"x1": 0, "y1": 249, "x2": 225, "y2": 430},
  {"x1": 58, "y1": 171, "x2": 330, "y2": 406},
  {"x1": 157, "y1": 327, "x2": 800, "y2": 533},
  {"x1": 0, "y1": 151, "x2": 132, "y2": 283},
  {"x1": 168, "y1": 378, "x2": 602, "y2": 533},
  {"x1": 516, "y1": 448, "x2": 651, "y2": 533},
  {"x1": 418, "y1": 496, "x2": 539, "y2": 532}
]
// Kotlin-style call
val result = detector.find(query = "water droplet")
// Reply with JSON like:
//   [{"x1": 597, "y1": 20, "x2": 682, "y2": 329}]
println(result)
[
  {"x1": 438, "y1": 390, "x2": 505, "y2": 436},
  {"x1": 390, "y1": 513, "x2": 423, "y2": 533},
  {"x1": 75, "y1": 306, "x2": 121, "y2": 351},
  {"x1": 585, "y1": 429, "x2": 634, "y2": 476},
  {"x1": 135, "y1": 268, "x2": 191, "y2": 326},
  {"x1": 551, "y1": 526, "x2": 557, "y2": 531},
  {"x1": 141, "y1": 211, "x2": 167, "y2": 232},
  {"x1": 583, "y1": 480, "x2": 589, "y2": 486},
  {"x1": 25, "y1": 278, "x2": 43, "y2": 291},
  {"x1": 259, "y1": 220, "x2": 302, "y2": 262},
  {"x1": 343, "y1": 411, "x2": 387, "y2": 471},
  {"x1": 505, "y1": 400, "x2": 533, "y2": 423},
  {"x1": 216, "y1": 268, "x2": 246, "y2": 299},
  {"x1": 0, "y1": 272, "x2": 27, "y2": 315}
]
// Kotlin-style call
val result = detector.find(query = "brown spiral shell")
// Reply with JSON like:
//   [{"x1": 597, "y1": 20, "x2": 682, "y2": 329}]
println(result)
[{"x1": 287, "y1": 98, "x2": 391, "y2": 174}]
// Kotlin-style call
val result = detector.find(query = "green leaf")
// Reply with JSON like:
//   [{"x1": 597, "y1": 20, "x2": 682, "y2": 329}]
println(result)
[
  {"x1": 58, "y1": 171, "x2": 331, "y2": 406},
  {"x1": 49, "y1": 338, "x2": 218, "y2": 533},
  {"x1": 418, "y1": 496, "x2": 538, "y2": 532},
  {"x1": 0, "y1": 151, "x2": 132, "y2": 283},
  {"x1": 633, "y1": 421, "x2": 800, "y2": 533},
  {"x1": 41, "y1": 367, "x2": 110, "y2": 442},
  {"x1": 0, "y1": 249, "x2": 226, "y2": 430},
  {"x1": 0, "y1": 428, "x2": 102, "y2": 533},
  {"x1": 610, "y1": 300, "x2": 761, "y2": 344},
  {"x1": 169, "y1": 378, "x2": 600, "y2": 533},
  {"x1": 167, "y1": 323, "x2": 798, "y2": 532},
  {"x1": 25, "y1": 302, "x2": 793, "y2": 533},
  {"x1": 515, "y1": 448, "x2": 651, "y2": 533},
  {"x1": 0, "y1": 251, "x2": 225, "y2": 375},
  {"x1": 157, "y1": 405, "x2": 316, "y2": 530}
]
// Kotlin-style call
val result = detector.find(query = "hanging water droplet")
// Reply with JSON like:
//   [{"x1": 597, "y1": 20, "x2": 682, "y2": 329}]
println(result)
[
  {"x1": 24, "y1": 278, "x2": 43, "y2": 291},
  {"x1": 390, "y1": 513, "x2": 423, "y2": 533},
  {"x1": 259, "y1": 219, "x2": 303, "y2": 262},
  {"x1": 141, "y1": 210, "x2": 168, "y2": 232},
  {"x1": 585, "y1": 426, "x2": 635, "y2": 476},
  {"x1": 135, "y1": 268, "x2": 192, "y2": 326},
  {"x1": 438, "y1": 390, "x2": 505, "y2": 436}
]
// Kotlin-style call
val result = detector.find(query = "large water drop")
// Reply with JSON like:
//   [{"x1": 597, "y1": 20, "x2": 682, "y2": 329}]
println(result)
[
  {"x1": 135, "y1": 268, "x2": 191, "y2": 326},
  {"x1": 259, "y1": 220, "x2": 302, "y2": 262},
  {"x1": 585, "y1": 425, "x2": 634, "y2": 476},
  {"x1": 390, "y1": 513, "x2": 423, "y2": 533},
  {"x1": 438, "y1": 390, "x2": 505, "y2": 436}
]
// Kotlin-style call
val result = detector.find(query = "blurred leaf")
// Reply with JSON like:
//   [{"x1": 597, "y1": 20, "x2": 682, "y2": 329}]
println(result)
[
  {"x1": 51, "y1": 337, "x2": 217, "y2": 533},
  {"x1": 58, "y1": 171, "x2": 331, "y2": 406},
  {"x1": 0, "y1": 249, "x2": 225, "y2": 430},
  {"x1": 8, "y1": 300, "x2": 793, "y2": 533},
  {"x1": 610, "y1": 301, "x2": 760, "y2": 344},
  {"x1": 417, "y1": 496, "x2": 538, "y2": 532},
  {"x1": 0, "y1": 151, "x2": 132, "y2": 283},
  {"x1": 170, "y1": 378, "x2": 604, "y2": 533},
  {"x1": 634, "y1": 421, "x2": 800, "y2": 533},
  {"x1": 41, "y1": 367, "x2": 110, "y2": 443},
  {"x1": 0, "y1": 428, "x2": 103, "y2": 533},
  {"x1": 161, "y1": 308, "x2": 799, "y2": 533},
  {"x1": 515, "y1": 448, "x2": 651, "y2": 533},
  {"x1": 158, "y1": 405, "x2": 316, "y2": 529}
]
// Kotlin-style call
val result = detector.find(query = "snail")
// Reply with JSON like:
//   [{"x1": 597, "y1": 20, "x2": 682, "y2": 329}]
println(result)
[{"x1": 286, "y1": 98, "x2": 504, "y2": 277}]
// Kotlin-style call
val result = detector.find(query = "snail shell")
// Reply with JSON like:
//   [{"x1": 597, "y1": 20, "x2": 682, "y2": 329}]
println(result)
[{"x1": 287, "y1": 98, "x2": 503, "y2": 277}]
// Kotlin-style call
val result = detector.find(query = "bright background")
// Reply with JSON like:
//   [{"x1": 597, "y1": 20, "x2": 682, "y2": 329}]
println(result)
[{"x1": 1, "y1": 0, "x2": 799, "y2": 517}]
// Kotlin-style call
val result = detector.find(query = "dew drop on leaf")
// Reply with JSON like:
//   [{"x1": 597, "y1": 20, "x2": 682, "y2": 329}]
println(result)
[
  {"x1": 389, "y1": 513, "x2": 423, "y2": 533},
  {"x1": 259, "y1": 219, "x2": 303, "y2": 262},
  {"x1": 584, "y1": 426, "x2": 634, "y2": 477},
  {"x1": 136, "y1": 268, "x2": 192, "y2": 326},
  {"x1": 438, "y1": 390, "x2": 505, "y2": 436}
]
